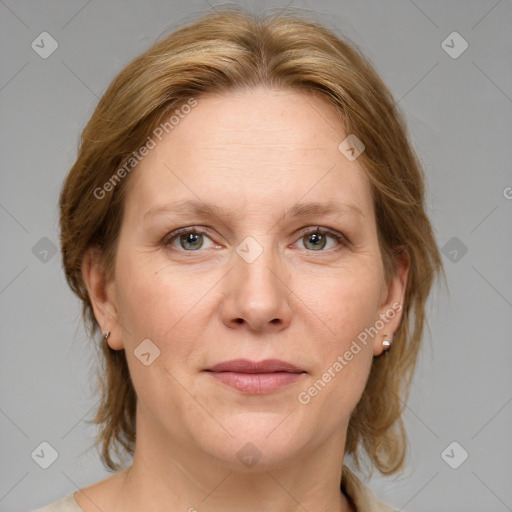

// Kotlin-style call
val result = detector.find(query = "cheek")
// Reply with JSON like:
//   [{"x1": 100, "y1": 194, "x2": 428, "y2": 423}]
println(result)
[
  {"x1": 114, "y1": 250, "x2": 205, "y2": 337},
  {"x1": 113, "y1": 250, "x2": 224, "y2": 392},
  {"x1": 303, "y1": 263, "x2": 383, "y2": 347},
  {"x1": 296, "y1": 264, "x2": 382, "y2": 407},
  {"x1": 113, "y1": 253, "x2": 205, "y2": 410}
]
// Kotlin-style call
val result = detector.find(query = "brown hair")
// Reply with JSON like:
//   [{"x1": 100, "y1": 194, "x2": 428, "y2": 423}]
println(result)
[{"x1": 59, "y1": 7, "x2": 445, "y2": 476}]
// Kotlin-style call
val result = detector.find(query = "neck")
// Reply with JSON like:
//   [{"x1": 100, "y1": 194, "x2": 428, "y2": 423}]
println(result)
[{"x1": 113, "y1": 410, "x2": 354, "y2": 512}]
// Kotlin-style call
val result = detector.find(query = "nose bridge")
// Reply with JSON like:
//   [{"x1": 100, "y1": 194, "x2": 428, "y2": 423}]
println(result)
[
  {"x1": 236, "y1": 233, "x2": 286, "y2": 299},
  {"x1": 222, "y1": 233, "x2": 292, "y2": 330},
  {"x1": 242, "y1": 242, "x2": 283, "y2": 293}
]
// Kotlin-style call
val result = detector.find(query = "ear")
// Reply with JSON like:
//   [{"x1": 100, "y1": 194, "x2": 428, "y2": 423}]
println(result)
[
  {"x1": 373, "y1": 247, "x2": 410, "y2": 356},
  {"x1": 81, "y1": 246, "x2": 124, "y2": 350}
]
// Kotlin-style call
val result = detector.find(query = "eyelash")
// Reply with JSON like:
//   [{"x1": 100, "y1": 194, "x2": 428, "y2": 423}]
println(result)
[{"x1": 162, "y1": 226, "x2": 348, "y2": 254}]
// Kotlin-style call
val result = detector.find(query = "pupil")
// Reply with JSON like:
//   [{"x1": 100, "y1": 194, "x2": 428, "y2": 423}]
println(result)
[
  {"x1": 307, "y1": 232, "x2": 325, "y2": 250},
  {"x1": 181, "y1": 232, "x2": 202, "y2": 250}
]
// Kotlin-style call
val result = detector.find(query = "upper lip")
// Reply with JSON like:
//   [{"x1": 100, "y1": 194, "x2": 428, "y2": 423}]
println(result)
[{"x1": 205, "y1": 359, "x2": 305, "y2": 374}]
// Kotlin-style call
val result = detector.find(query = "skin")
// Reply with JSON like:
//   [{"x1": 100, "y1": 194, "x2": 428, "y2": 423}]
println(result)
[{"x1": 80, "y1": 86, "x2": 409, "y2": 512}]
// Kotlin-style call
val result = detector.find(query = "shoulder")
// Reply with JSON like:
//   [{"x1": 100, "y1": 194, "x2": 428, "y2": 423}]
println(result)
[
  {"x1": 34, "y1": 492, "x2": 83, "y2": 512},
  {"x1": 342, "y1": 465, "x2": 398, "y2": 512},
  {"x1": 34, "y1": 468, "x2": 127, "y2": 512}
]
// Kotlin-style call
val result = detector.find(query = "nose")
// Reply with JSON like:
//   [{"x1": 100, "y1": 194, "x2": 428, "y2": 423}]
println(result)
[{"x1": 220, "y1": 243, "x2": 293, "y2": 333}]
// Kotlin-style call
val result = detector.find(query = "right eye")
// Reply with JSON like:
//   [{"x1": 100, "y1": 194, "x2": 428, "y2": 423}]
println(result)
[{"x1": 162, "y1": 227, "x2": 216, "y2": 252}]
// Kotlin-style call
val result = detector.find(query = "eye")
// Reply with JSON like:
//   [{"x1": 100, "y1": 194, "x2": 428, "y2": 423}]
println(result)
[
  {"x1": 163, "y1": 227, "x2": 215, "y2": 251},
  {"x1": 295, "y1": 227, "x2": 347, "y2": 251},
  {"x1": 162, "y1": 226, "x2": 348, "y2": 253}
]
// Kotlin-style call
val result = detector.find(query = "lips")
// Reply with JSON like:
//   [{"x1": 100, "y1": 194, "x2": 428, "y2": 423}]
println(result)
[
  {"x1": 204, "y1": 359, "x2": 306, "y2": 394},
  {"x1": 206, "y1": 359, "x2": 304, "y2": 374}
]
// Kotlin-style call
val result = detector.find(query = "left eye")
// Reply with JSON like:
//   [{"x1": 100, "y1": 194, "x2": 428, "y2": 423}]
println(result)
[{"x1": 296, "y1": 228, "x2": 344, "y2": 251}]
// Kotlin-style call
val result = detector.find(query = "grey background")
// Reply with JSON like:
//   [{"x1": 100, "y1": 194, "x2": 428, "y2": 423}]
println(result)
[{"x1": 1, "y1": 0, "x2": 511, "y2": 511}]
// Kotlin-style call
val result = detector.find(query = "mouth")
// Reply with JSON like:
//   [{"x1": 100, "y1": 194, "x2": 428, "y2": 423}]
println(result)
[{"x1": 204, "y1": 359, "x2": 306, "y2": 394}]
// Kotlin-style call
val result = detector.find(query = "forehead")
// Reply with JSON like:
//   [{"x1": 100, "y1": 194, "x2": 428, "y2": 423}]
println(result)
[{"x1": 124, "y1": 87, "x2": 373, "y2": 220}]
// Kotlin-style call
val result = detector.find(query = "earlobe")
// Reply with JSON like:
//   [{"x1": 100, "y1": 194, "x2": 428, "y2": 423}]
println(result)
[
  {"x1": 81, "y1": 247, "x2": 123, "y2": 350},
  {"x1": 382, "y1": 334, "x2": 392, "y2": 351}
]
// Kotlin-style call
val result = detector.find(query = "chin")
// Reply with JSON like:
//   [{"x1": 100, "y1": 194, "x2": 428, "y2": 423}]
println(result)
[
  {"x1": 211, "y1": 439, "x2": 304, "y2": 473},
  {"x1": 191, "y1": 415, "x2": 314, "y2": 471}
]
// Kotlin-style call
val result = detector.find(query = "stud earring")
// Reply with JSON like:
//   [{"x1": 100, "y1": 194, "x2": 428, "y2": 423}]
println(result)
[
  {"x1": 382, "y1": 334, "x2": 392, "y2": 351},
  {"x1": 103, "y1": 331, "x2": 111, "y2": 342}
]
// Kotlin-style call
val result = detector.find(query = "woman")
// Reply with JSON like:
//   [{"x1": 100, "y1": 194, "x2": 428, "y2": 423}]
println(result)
[{"x1": 38, "y1": 7, "x2": 443, "y2": 512}]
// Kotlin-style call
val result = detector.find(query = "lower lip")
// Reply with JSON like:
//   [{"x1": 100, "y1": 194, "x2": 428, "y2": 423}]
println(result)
[{"x1": 207, "y1": 371, "x2": 304, "y2": 394}]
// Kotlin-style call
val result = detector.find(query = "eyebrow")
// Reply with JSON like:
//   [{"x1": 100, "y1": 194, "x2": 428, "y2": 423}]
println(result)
[
  {"x1": 143, "y1": 199, "x2": 364, "y2": 221},
  {"x1": 286, "y1": 201, "x2": 364, "y2": 219}
]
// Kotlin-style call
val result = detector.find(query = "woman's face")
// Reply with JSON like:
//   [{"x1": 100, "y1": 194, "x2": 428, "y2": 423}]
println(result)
[{"x1": 88, "y1": 86, "x2": 408, "y2": 470}]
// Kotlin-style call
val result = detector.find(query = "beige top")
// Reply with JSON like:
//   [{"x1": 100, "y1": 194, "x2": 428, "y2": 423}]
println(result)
[{"x1": 35, "y1": 465, "x2": 397, "y2": 511}]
